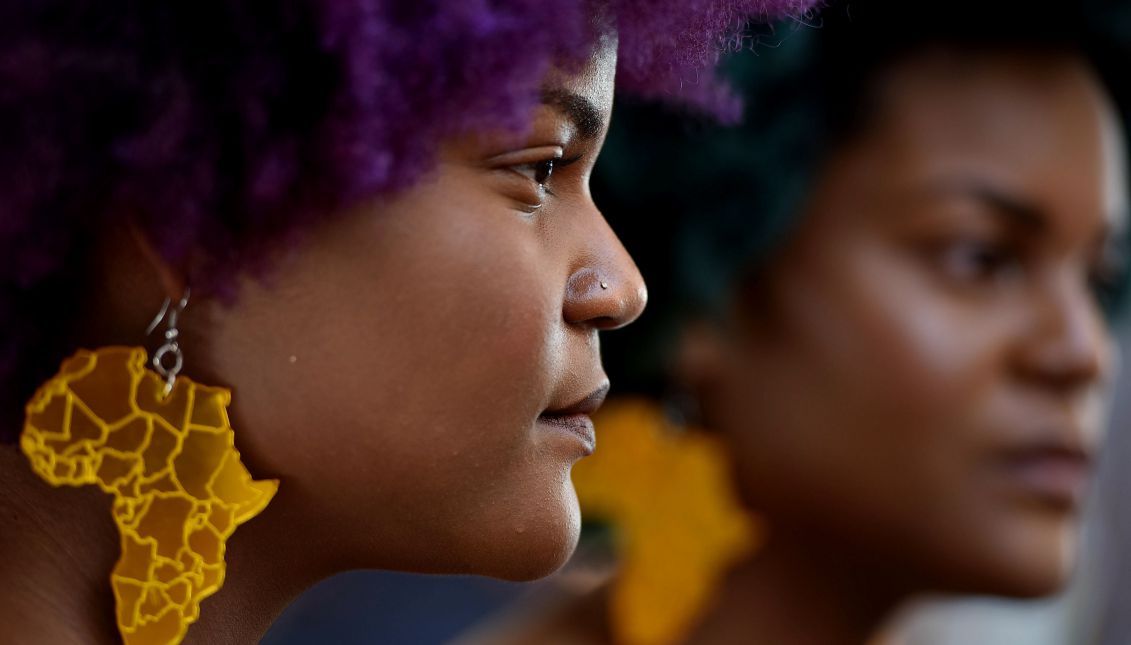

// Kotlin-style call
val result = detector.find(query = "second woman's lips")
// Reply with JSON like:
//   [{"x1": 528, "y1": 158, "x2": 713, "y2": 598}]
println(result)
[{"x1": 996, "y1": 443, "x2": 1093, "y2": 509}]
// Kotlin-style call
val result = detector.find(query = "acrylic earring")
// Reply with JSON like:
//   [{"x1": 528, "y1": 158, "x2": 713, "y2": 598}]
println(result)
[
  {"x1": 570, "y1": 398, "x2": 760, "y2": 645},
  {"x1": 20, "y1": 290, "x2": 279, "y2": 645}
]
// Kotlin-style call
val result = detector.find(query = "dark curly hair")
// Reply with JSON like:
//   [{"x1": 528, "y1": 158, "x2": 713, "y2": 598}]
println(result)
[
  {"x1": 593, "y1": 0, "x2": 1131, "y2": 392},
  {"x1": 0, "y1": 0, "x2": 817, "y2": 442}
]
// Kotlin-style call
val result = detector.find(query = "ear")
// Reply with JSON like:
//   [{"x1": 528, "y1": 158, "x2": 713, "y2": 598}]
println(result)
[
  {"x1": 671, "y1": 317, "x2": 727, "y2": 399},
  {"x1": 127, "y1": 223, "x2": 188, "y2": 301}
]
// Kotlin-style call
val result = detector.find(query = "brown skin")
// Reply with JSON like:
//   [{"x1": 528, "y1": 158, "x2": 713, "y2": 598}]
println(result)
[
  {"x1": 682, "y1": 50, "x2": 1127, "y2": 645},
  {"x1": 0, "y1": 40, "x2": 646, "y2": 644}
]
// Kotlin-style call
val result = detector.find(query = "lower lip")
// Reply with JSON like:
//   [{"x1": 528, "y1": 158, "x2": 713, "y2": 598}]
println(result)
[
  {"x1": 998, "y1": 456, "x2": 1092, "y2": 508},
  {"x1": 537, "y1": 414, "x2": 595, "y2": 456}
]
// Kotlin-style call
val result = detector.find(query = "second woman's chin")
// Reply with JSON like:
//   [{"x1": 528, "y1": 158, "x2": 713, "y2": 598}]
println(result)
[
  {"x1": 916, "y1": 515, "x2": 1080, "y2": 599},
  {"x1": 933, "y1": 553, "x2": 1076, "y2": 601},
  {"x1": 977, "y1": 535, "x2": 1078, "y2": 599}
]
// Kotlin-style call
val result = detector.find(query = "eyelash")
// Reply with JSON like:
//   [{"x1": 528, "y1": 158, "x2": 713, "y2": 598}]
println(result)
[
  {"x1": 933, "y1": 236, "x2": 1131, "y2": 316},
  {"x1": 1089, "y1": 244, "x2": 1130, "y2": 316},
  {"x1": 936, "y1": 238, "x2": 1024, "y2": 285},
  {"x1": 514, "y1": 154, "x2": 583, "y2": 199}
]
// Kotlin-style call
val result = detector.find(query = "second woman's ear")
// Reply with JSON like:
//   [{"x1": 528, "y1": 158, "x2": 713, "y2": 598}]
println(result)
[{"x1": 671, "y1": 317, "x2": 728, "y2": 414}]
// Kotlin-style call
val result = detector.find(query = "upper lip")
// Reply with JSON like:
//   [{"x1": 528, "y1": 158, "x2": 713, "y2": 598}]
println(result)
[
  {"x1": 1001, "y1": 440, "x2": 1092, "y2": 463},
  {"x1": 542, "y1": 382, "x2": 610, "y2": 417},
  {"x1": 996, "y1": 429, "x2": 1095, "y2": 467}
]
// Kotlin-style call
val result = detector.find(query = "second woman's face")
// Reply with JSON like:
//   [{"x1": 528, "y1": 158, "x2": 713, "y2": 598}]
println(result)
[
  {"x1": 703, "y1": 50, "x2": 1126, "y2": 596},
  {"x1": 189, "y1": 41, "x2": 646, "y2": 580}
]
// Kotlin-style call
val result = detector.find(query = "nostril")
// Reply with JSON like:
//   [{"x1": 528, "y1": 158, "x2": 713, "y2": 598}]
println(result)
[
  {"x1": 1017, "y1": 332, "x2": 1109, "y2": 395},
  {"x1": 589, "y1": 315, "x2": 622, "y2": 331},
  {"x1": 564, "y1": 269, "x2": 605, "y2": 306},
  {"x1": 563, "y1": 267, "x2": 642, "y2": 328}
]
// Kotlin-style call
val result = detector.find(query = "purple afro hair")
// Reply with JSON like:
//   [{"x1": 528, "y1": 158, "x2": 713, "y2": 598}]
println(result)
[{"x1": 0, "y1": 0, "x2": 815, "y2": 442}]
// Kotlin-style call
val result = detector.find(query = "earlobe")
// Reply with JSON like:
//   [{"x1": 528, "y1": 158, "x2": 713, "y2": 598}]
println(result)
[
  {"x1": 127, "y1": 222, "x2": 188, "y2": 302},
  {"x1": 672, "y1": 317, "x2": 727, "y2": 394}
]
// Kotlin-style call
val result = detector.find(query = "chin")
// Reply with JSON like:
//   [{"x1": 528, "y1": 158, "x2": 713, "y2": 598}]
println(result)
[
  {"x1": 409, "y1": 483, "x2": 583, "y2": 581},
  {"x1": 1003, "y1": 521, "x2": 1080, "y2": 597},
  {"x1": 936, "y1": 524, "x2": 1079, "y2": 599},
  {"x1": 986, "y1": 558, "x2": 1076, "y2": 599},
  {"x1": 487, "y1": 494, "x2": 583, "y2": 581},
  {"x1": 490, "y1": 530, "x2": 580, "y2": 581}
]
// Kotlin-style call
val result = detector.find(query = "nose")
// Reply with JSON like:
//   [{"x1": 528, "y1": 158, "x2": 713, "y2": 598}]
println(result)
[
  {"x1": 562, "y1": 215, "x2": 647, "y2": 330},
  {"x1": 1015, "y1": 273, "x2": 1112, "y2": 394}
]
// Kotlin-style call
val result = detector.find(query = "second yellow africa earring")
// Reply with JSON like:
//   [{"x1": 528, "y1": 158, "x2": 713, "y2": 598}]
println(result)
[
  {"x1": 19, "y1": 290, "x2": 279, "y2": 645},
  {"x1": 571, "y1": 398, "x2": 761, "y2": 645}
]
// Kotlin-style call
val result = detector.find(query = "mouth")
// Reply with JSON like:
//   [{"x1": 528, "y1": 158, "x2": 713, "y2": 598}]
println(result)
[
  {"x1": 538, "y1": 382, "x2": 610, "y2": 456},
  {"x1": 995, "y1": 439, "x2": 1094, "y2": 510}
]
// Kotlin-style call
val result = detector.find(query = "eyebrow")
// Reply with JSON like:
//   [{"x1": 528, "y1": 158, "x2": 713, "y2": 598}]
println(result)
[
  {"x1": 540, "y1": 88, "x2": 604, "y2": 140},
  {"x1": 936, "y1": 178, "x2": 1129, "y2": 242},
  {"x1": 967, "y1": 183, "x2": 1048, "y2": 232},
  {"x1": 932, "y1": 179, "x2": 1047, "y2": 232}
]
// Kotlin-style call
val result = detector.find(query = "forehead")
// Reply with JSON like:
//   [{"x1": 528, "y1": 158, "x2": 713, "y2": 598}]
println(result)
[
  {"x1": 541, "y1": 34, "x2": 618, "y2": 116},
  {"x1": 866, "y1": 48, "x2": 1128, "y2": 232}
]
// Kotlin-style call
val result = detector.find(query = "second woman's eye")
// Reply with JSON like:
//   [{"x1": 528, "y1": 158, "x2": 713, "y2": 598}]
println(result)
[
  {"x1": 1088, "y1": 238, "x2": 1130, "y2": 317},
  {"x1": 936, "y1": 238, "x2": 1024, "y2": 286}
]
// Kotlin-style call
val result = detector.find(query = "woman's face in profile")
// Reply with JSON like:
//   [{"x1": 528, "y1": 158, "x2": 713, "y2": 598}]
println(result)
[
  {"x1": 179, "y1": 40, "x2": 645, "y2": 581},
  {"x1": 698, "y1": 49, "x2": 1127, "y2": 595}
]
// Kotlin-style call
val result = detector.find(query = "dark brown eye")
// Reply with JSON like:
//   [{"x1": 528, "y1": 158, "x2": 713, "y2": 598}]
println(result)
[
  {"x1": 533, "y1": 159, "x2": 554, "y2": 185},
  {"x1": 1089, "y1": 236, "x2": 1130, "y2": 317},
  {"x1": 938, "y1": 239, "x2": 1022, "y2": 284},
  {"x1": 511, "y1": 158, "x2": 557, "y2": 193}
]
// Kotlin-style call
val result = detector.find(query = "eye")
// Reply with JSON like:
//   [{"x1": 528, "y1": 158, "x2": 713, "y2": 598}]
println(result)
[
  {"x1": 514, "y1": 158, "x2": 556, "y2": 190},
  {"x1": 937, "y1": 238, "x2": 1024, "y2": 285},
  {"x1": 511, "y1": 154, "x2": 582, "y2": 202},
  {"x1": 532, "y1": 159, "x2": 554, "y2": 186},
  {"x1": 1088, "y1": 239, "x2": 1130, "y2": 317},
  {"x1": 487, "y1": 146, "x2": 585, "y2": 214}
]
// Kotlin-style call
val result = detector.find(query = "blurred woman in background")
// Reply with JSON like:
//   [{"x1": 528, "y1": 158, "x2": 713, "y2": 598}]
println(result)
[{"x1": 464, "y1": 1, "x2": 1131, "y2": 643}]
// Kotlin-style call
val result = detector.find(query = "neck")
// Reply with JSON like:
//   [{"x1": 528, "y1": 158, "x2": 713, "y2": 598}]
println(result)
[
  {"x1": 0, "y1": 445, "x2": 120, "y2": 644},
  {"x1": 687, "y1": 527, "x2": 909, "y2": 645},
  {"x1": 183, "y1": 486, "x2": 326, "y2": 644},
  {"x1": 0, "y1": 444, "x2": 326, "y2": 644}
]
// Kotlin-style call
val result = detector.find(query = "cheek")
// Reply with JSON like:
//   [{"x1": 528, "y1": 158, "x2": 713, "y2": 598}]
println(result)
[
  {"x1": 841, "y1": 271, "x2": 1006, "y2": 430},
  {"x1": 197, "y1": 192, "x2": 577, "y2": 571},
  {"x1": 721, "y1": 253, "x2": 1012, "y2": 532},
  {"x1": 721, "y1": 248, "x2": 1078, "y2": 591},
  {"x1": 223, "y1": 213, "x2": 554, "y2": 447}
]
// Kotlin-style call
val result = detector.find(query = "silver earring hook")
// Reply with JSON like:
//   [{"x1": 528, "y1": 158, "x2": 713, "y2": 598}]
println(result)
[{"x1": 147, "y1": 288, "x2": 191, "y2": 396}]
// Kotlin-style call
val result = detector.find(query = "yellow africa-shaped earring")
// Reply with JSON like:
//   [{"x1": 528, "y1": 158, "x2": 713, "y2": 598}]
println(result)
[
  {"x1": 571, "y1": 398, "x2": 761, "y2": 645},
  {"x1": 19, "y1": 289, "x2": 279, "y2": 645}
]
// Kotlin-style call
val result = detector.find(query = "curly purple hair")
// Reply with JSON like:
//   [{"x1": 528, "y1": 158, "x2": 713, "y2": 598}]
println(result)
[{"x1": 0, "y1": 0, "x2": 814, "y2": 442}]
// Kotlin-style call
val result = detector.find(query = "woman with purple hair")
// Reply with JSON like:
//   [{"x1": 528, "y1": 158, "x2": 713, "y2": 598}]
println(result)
[{"x1": 0, "y1": 1, "x2": 811, "y2": 643}]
